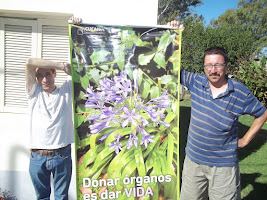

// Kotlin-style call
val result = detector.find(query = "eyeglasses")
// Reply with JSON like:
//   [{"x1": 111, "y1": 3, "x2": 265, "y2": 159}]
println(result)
[
  {"x1": 36, "y1": 72, "x2": 53, "y2": 79},
  {"x1": 204, "y1": 63, "x2": 225, "y2": 71}
]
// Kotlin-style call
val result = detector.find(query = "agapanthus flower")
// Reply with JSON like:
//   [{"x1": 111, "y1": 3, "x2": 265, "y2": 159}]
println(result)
[
  {"x1": 84, "y1": 70, "x2": 171, "y2": 151},
  {"x1": 98, "y1": 107, "x2": 118, "y2": 126},
  {"x1": 147, "y1": 90, "x2": 170, "y2": 108},
  {"x1": 97, "y1": 78, "x2": 115, "y2": 93},
  {"x1": 140, "y1": 134, "x2": 155, "y2": 148},
  {"x1": 120, "y1": 107, "x2": 141, "y2": 127},
  {"x1": 140, "y1": 104, "x2": 169, "y2": 127},
  {"x1": 109, "y1": 134, "x2": 124, "y2": 154},
  {"x1": 137, "y1": 125, "x2": 155, "y2": 148},
  {"x1": 114, "y1": 78, "x2": 132, "y2": 97},
  {"x1": 114, "y1": 71, "x2": 128, "y2": 83},
  {"x1": 141, "y1": 117, "x2": 149, "y2": 126},
  {"x1": 126, "y1": 132, "x2": 138, "y2": 149},
  {"x1": 84, "y1": 86, "x2": 106, "y2": 109},
  {"x1": 89, "y1": 121, "x2": 108, "y2": 134},
  {"x1": 138, "y1": 126, "x2": 155, "y2": 148}
]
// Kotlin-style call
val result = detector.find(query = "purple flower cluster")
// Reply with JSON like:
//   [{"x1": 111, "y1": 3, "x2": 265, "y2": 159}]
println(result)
[{"x1": 84, "y1": 70, "x2": 170, "y2": 154}]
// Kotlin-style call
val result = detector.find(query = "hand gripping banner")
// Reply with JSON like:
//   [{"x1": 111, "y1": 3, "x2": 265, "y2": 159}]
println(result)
[{"x1": 68, "y1": 22, "x2": 182, "y2": 200}]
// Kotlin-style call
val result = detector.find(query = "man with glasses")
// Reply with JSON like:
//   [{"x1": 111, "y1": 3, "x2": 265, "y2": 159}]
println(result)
[
  {"x1": 25, "y1": 58, "x2": 74, "y2": 200},
  {"x1": 25, "y1": 16, "x2": 82, "y2": 200},
  {"x1": 166, "y1": 22, "x2": 267, "y2": 199},
  {"x1": 183, "y1": 46, "x2": 267, "y2": 200},
  {"x1": 180, "y1": 46, "x2": 267, "y2": 200}
]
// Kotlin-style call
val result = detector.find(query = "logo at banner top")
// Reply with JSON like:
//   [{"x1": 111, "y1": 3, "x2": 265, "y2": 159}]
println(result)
[
  {"x1": 77, "y1": 27, "x2": 105, "y2": 36},
  {"x1": 77, "y1": 28, "x2": 84, "y2": 36}
]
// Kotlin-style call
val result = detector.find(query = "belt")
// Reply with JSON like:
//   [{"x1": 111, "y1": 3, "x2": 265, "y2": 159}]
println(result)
[{"x1": 31, "y1": 144, "x2": 70, "y2": 156}]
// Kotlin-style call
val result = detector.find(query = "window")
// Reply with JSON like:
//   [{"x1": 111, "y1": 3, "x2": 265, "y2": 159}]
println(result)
[
  {"x1": 38, "y1": 19, "x2": 70, "y2": 85},
  {"x1": 0, "y1": 18, "x2": 69, "y2": 113}
]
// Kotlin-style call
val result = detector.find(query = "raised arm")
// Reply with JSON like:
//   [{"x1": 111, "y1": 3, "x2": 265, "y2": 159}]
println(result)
[{"x1": 25, "y1": 58, "x2": 70, "y2": 93}]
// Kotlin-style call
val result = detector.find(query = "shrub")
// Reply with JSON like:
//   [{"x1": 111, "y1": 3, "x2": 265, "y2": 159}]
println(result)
[{"x1": 233, "y1": 56, "x2": 267, "y2": 106}]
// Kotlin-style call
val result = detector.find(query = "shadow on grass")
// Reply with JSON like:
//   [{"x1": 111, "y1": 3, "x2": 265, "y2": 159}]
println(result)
[
  {"x1": 238, "y1": 122, "x2": 267, "y2": 161},
  {"x1": 241, "y1": 173, "x2": 267, "y2": 200},
  {"x1": 238, "y1": 122, "x2": 267, "y2": 199},
  {"x1": 179, "y1": 103, "x2": 267, "y2": 199}
]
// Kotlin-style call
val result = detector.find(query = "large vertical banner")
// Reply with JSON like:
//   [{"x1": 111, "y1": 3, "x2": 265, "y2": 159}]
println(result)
[{"x1": 69, "y1": 22, "x2": 182, "y2": 200}]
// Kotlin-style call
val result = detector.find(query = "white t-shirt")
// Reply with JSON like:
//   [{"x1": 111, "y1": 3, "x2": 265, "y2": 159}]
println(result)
[{"x1": 27, "y1": 77, "x2": 74, "y2": 149}]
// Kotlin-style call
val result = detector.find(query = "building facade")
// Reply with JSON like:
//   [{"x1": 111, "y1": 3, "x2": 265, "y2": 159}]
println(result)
[{"x1": 0, "y1": 0, "x2": 158, "y2": 199}]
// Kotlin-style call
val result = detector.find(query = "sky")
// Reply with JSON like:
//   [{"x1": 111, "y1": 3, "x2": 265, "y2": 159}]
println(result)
[{"x1": 191, "y1": 0, "x2": 240, "y2": 24}]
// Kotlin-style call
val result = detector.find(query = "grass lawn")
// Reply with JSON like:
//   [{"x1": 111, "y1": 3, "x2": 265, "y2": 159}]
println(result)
[{"x1": 179, "y1": 99, "x2": 267, "y2": 200}]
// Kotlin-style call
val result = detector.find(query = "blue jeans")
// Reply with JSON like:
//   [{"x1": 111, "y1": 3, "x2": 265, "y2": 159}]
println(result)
[{"x1": 29, "y1": 145, "x2": 72, "y2": 200}]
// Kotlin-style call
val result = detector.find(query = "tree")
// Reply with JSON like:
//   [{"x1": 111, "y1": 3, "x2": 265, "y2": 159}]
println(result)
[
  {"x1": 180, "y1": 15, "x2": 206, "y2": 73},
  {"x1": 181, "y1": 15, "x2": 254, "y2": 73},
  {"x1": 204, "y1": 25, "x2": 254, "y2": 72},
  {"x1": 157, "y1": 0, "x2": 203, "y2": 24},
  {"x1": 212, "y1": 0, "x2": 267, "y2": 56}
]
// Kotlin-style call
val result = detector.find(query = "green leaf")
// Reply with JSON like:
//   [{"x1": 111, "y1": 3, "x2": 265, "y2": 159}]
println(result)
[
  {"x1": 80, "y1": 152, "x2": 113, "y2": 179},
  {"x1": 105, "y1": 129, "x2": 121, "y2": 145},
  {"x1": 121, "y1": 159, "x2": 137, "y2": 178},
  {"x1": 141, "y1": 81, "x2": 151, "y2": 99},
  {"x1": 164, "y1": 112, "x2": 177, "y2": 124},
  {"x1": 152, "y1": 182, "x2": 159, "y2": 200},
  {"x1": 79, "y1": 143, "x2": 105, "y2": 174},
  {"x1": 92, "y1": 147, "x2": 114, "y2": 172},
  {"x1": 134, "y1": 146, "x2": 146, "y2": 177},
  {"x1": 73, "y1": 69, "x2": 83, "y2": 84},
  {"x1": 137, "y1": 69, "x2": 143, "y2": 86},
  {"x1": 153, "y1": 153, "x2": 162, "y2": 175},
  {"x1": 91, "y1": 160, "x2": 109, "y2": 180},
  {"x1": 135, "y1": 38, "x2": 153, "y2": 48},
  {"x1": 78, "y1": 137, "x2": 90, "y2": 148},
  {"x1": 90, "y1": 49, "x2": 111, "y2": 65},
  {"x1": 159, "y1": 154, "x2": 168, "y2": 175},
  {"x1": 171, "y1": 126, "x2": 179, "y2": 140},
  {"x1": 138, "y1": 50, "x2": 156, "y2": 65},
  {"x1": 80, "y1": 73, "x2": 91, "y2": 90},
  {"x1": 120, "y1": 127, "x2": 133, "y2": 136},
  {"x1": 90, "y1": 134, "x2": 97, "y2": 151},
  {"x1": 153, "y1": 52, "x2": 166, "y2": 69},
  {"x1": 89, "y1": 68, "x2": 100, "y2": 85},
  {"x1": 121, "y1": 29, "x2": 137, "y2": 49},
  {"x1": 76, "y1": 104, "x2": 88, "y2": 113},
  {"x1": 74, "y1": 114, "x2": 87, "y2": 128},
  {"x1": 157, "y1": 31, "x2": 174, "y2": 52},
  {"x1": 161, "y1": 75, "x2": 173, "y2": 84},
  {"x1": 167, "y1": 134, "x2": 174, "y2": 171},
  {"x1": 124, "y1": 65, "x2": 133, "y2": 80},
  {"x1": 170, "y1": 53, "x2": 180, "y2": 74},
  {"x1": 108, "y1": 148, "x2": 135, "y2": 177},
  {"x1": 150, "y1": 86, "x2": 160, "y2": 99},
  {"x1": 114, "y1": 45, "x2": 126, "y2": 70},
  {"x1": 167, "y1": 82, "x2": 177, "y2": 96},
  {"x1": 99, "y1": 65, "x2": 109, "y2": 70}
]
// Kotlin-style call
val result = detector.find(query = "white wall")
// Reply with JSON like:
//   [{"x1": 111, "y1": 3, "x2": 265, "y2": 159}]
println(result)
[
  {"x1": 0, "y1": 0, "x2": 158, "y2": 26},
  {"x1": 0, "y1": 0, "x2": 158, "y2": 199},
  {"x1": 0, "y1": 113, "x2": 30, "y2": 172}
]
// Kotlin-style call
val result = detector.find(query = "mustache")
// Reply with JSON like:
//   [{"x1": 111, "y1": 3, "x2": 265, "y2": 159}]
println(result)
[{"x1": 209, "y1": 72, "x2": 220, "y2": 76}]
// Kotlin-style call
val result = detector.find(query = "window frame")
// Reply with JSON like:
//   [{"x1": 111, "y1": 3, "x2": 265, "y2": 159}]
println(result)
[{"x1": 0, "y1": 17, "x2": 70, "y2": 113}]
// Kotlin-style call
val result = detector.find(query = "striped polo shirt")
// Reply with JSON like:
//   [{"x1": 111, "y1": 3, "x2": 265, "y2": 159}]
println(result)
[{"x1": 181, "y1": 70, "x2": 266, "y2": 167}]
